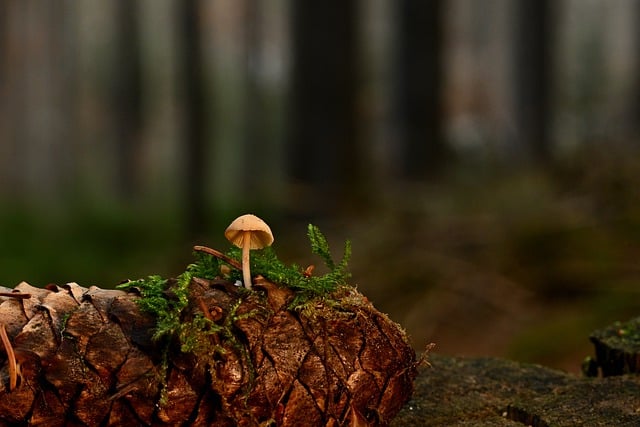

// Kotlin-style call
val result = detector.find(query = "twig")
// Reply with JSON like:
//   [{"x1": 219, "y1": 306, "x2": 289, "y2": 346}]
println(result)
[
  {"x1": 193, "y1": 245, "x2": 242, "y2": 271},
  {"x1": 0, "y1": 292, "x2": 31, "y2": 300},
  {"x1": 0, "y1": 324, "x2": 17, "y2": 391}
]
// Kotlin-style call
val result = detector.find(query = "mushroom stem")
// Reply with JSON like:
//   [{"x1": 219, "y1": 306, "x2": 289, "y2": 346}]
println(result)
[{"x1": 242, "y1": 230, "x2": 252, "y2": 289}]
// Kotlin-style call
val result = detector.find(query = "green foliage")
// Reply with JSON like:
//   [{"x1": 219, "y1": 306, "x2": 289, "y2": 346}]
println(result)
[
  {"x1": 117, "y1": 273, "x2": 187, "y2": 405},
  {"x1": 115, "y1": 223, "x2": 351, "y2": 406},
  {"x1": 178, "y1": 314, "x2": 225, "y2": 354},
  {"x1": 118, "y1": 275, "x2": 169, "y2": 321},
  {"x1": 224, "y1": 224, "x2": 351, "y2": 307},
  {"x1": 118, "y1": 273, "x2": 189, "y2": 341},
  {"x1": 117, "y1": 251, "x2": 222, "y2": 341},
  {"x1": 307, "y1": 223, "x2": 336, "y2": 270},
  {"x1": 308, "y1": 223, "x2": 352, "y2": 284},
  {"x1": 185, "y1": 251, "x2": 220, "y2": 280},
  {"x1": 118, "y1": 224, "x2": 351, "y2": 339}
]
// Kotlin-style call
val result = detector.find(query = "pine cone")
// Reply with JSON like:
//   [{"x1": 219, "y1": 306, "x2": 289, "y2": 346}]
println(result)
[{"x1": 0, "y1": 277, "x2": 417, "y2": 426}]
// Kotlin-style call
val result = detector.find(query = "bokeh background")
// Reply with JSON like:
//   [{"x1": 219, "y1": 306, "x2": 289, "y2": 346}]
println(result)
[{"x1": 2, "y1": 0, "x2": 640, "y2": 373}]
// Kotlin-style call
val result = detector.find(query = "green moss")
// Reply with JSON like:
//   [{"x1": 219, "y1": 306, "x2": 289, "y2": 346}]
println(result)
[
  {"x1": 185, "y1": 251, "x2": 220, "y2": 281},
  {"x1": 118, "y1": 223, "x2": 351, "y2": 345},
  {"x1": 225, "y1": 224, "x2": 352, "y2": 309},
  {"x1": 593, "y1": 317, "x2": 640, "y2": 352},
  {"x1": 117, "y1": 252, "x2": 222, "y2": 342},
  {"x1": 116, "y1": 224, "x2": 351, "y2": 404},
  {"x1": 59, "y1": 310, "x2": 74, "y2": 335},
  {"x1": 178, "y1": 314, "x2": 223, "y2": 354}
]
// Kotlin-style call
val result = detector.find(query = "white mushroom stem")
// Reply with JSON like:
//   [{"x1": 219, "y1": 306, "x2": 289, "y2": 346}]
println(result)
[{"x1": 242, "y1": 230, "x2": 252, "y2": 289}]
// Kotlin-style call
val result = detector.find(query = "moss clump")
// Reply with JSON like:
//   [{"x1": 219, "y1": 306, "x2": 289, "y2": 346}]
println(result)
[
  {"x1": 591, "y1": 317, "x2": 640, "y2": 352},
  {"x1": 117, "y1": 223, "x2": 353, "y2": 404},
  {"x1": 118, "y1": 224, "x2": 350, "y2": 386},
  {"x1": 226, "y1": 224, "x2": 351, "y2": 309},
  {"x1": 609, "y1": 319, "x2": 640, "y2": 348},
  {"x1": 585, "y1": 316, "x2": 640, "y2": 377},
  {"x1": 119, "y1": 271, "x2": 191, "y2": 341},
  {"x1": 119, "y1": 224, "x2": 350, "y2": 341}
]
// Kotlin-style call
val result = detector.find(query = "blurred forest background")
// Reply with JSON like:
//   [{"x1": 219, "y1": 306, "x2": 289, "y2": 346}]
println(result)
[{"x1": 2, "y1": 0, "x2": 640, "y2": 373}]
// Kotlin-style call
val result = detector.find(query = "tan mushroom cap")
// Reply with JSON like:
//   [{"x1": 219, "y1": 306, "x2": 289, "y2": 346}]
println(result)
[{"x1": 224, "y1": 214, "x2": 274, "y2": 249}]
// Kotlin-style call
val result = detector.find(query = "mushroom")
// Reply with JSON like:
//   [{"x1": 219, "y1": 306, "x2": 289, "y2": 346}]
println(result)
[{"x1": 224, "y1": 214, "x2": 274, "y2": 289}]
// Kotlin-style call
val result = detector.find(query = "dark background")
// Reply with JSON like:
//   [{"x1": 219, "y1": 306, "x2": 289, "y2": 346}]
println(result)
[{"x1": 2, "y1": 0, "x2": 640, "y2": 373}]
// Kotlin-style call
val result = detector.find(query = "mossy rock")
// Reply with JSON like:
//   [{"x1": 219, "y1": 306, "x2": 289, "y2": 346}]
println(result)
[{"x1": 588, "y1": 316, "x2": 640, "y2": 377}]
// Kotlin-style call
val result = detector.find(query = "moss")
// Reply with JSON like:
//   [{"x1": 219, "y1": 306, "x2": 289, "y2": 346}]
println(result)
[
  {"x1": 117, "y1": 223, "x2": 352, "y2": 406},
  {"x1": 117, "y1": 224, "x2": 353, "y2": 344},
  {"x1": 593, "y1": 317, "x2": 640, "y2": 352},
  {"x1": 178, "y1": 314, "x2": 225, "y2": 354},
  {"x1": 117, "y1": 252, "x2": 221, "y2": 342},
  {"x1": 120, "y1": 224, "x2": 350, "y2": 327},
  {"x1": 59, "y1": 310, "x2": 75, "y2": 336},
  {"x1": 225, "y1": 224, "x2": 352, "y2": 309}
]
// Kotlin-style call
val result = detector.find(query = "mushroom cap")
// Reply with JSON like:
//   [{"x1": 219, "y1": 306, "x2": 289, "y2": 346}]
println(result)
[{"x1": 225, "y1": 214, "x2": 274, "y2": 249}]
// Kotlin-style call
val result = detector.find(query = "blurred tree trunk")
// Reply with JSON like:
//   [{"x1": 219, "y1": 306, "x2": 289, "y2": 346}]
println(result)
[
  {"x1": 0, "y1": 2, "x2": 75, "y2": 200},
  {"x1": 633, "y1": 1, "x2": 640, "y2": 143},
  {"x1": 513, "y1": 0, "x2": 554, "y2": 164},
  {"x1": 112, "y1": 0, "x2": 143, "y2": 201},
  {"x1": 24, "y1": 2, "x2": 71, "y2": 198},
  {"x1": 178, "y1": 0, "x2": 207, "y2": 238},
  {"x1": 243, "y1": 0, "x2": 270, "y2": 207},
  {"x1": 49, "y1": 2, "x2": 77, "y2": 197},
  {"x1": 288, "y1": 0, "x2": 361, "y2": 213},
  {"x1": 0, "y1": 2, "x2": 26, "y2": 196},
  {"x1": 394, "y1": 0, "x2": 446, "y2": 180},
  {"x1": 0, "y1": 1, "x2": 6, "y2": 97},
  {"x1": 0, "y1": 2, "x2": 29, "y2": 197},
  {"x1": 243, "y1": 0, "x2": 262, "y2": 193}
]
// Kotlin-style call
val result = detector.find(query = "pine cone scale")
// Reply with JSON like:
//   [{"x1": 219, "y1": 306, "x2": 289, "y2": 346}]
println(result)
[{"x1": 0, "y1": 277, "x2": 418, "y2": 426}]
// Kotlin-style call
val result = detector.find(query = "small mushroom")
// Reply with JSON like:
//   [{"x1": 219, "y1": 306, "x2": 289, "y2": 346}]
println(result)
[{"x1": 224, "y1": 214, "x2": 274, "y2": 289}]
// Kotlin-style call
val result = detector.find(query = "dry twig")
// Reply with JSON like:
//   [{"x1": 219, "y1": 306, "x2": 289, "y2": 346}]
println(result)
[{"x1": 0, "y1": 324, "x2": 17, "y2": 391}]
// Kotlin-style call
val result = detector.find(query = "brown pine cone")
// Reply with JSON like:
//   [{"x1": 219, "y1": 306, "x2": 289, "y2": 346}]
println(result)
[{"x1": 0, "y1": 277, "x2": 418, "y2": 426}]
